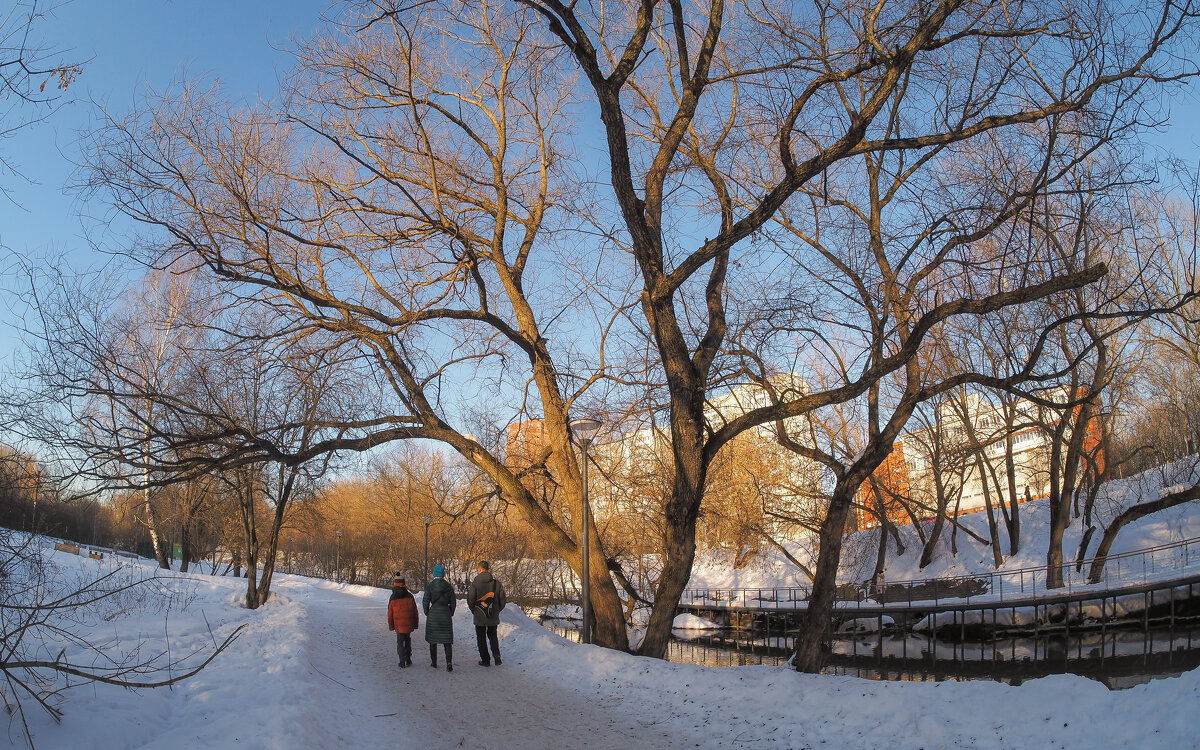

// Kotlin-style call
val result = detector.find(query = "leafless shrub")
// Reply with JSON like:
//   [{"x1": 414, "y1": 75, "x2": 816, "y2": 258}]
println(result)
[{"x1": 0, "y1": 530, "x2": 242, "y2": 749}]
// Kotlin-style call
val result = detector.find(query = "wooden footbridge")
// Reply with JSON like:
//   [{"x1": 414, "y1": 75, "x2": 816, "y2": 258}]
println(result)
[{"x1": 677, "y1": 537, "x2": 1200, "y2": 635}]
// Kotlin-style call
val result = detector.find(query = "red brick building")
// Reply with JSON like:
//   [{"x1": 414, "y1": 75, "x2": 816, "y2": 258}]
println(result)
[
  {"x1": 505, "y1": 419, "x2": 550, "y2": 468},
  {"x1": 855, "y1": 441, "x2": 911, "y2": 530}
]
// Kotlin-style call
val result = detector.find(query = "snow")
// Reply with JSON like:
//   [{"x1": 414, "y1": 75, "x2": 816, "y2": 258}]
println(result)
[
  {"x1": 540, "y1": 603, "x2": 583, "y2": 620},
  {"x1": 19, "y1": 536, "x2": 1200, "y2": 750},
  {"x1": 837, "y1": 615, "x2": 896, "y2": 634},
  {"x1": 913, "y1": 608, "x2": 1039, "y2": 632},
  {"x1": 671, "y1": 613, "x2": 722, "y2": 631},
  {"x1": 15, "y1": 458, "x2": 1200, "y2": 749}
]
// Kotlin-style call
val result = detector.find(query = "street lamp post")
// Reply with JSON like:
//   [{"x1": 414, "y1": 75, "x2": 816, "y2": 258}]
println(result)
[
  {"x1": 422, "y1": 515, "x2": 433, "y2": 589},
  {"x1": 570, "y1": 417, "x2": 602, "y2": 645},
  {"x1": 335, "y1": 530, "x2": 343, "y2": 582}
]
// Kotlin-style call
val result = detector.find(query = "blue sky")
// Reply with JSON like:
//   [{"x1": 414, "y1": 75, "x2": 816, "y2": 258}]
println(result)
[
  {"x1": 3, "y1": 0, "x2": 1200, "y2": 368},
  {"x1": 0, "y1": 0, "x2": 328, "y2": 359}
]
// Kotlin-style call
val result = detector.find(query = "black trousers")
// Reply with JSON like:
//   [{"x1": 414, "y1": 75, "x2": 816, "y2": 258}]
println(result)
[
  {"x1": 429, "y1": 642, "x2": 452, "y2": 666},
  {"x1": 395, "y1": 632, "x2": 412, "y2": 664},
  {"x1": 475, "y1": 625, "x2": 500, "y2": 663}
]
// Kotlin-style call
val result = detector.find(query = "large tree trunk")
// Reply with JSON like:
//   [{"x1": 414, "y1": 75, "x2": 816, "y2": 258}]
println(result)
[
  {"x1": 179, "y1": 523, "x2": 192, "y2": 573},
  {"x1": 871, "y1": 504, "x2": 903, "y2": 585},
  {"x1": 636, "y1": 508, "x2": 698, "y2": 657},
  {"x1": 237, "y1": 477, "x2": 262, "y2": 610},
  {"x1": 792, "y1": 485, "x2": 857, "y2": 673},
  {"x1": 638, "y1": 391, "x2": 707, "y2": 658},
  {"x1": 1047, "y1": 333, "x2": 1108, "y2": 588},
  {"x1": 1045, "y1": 409, "x2": 1072, "y2": 589},
  {"x1": 255, "y1": 501, "x2": 289, "y2": 606},
  {"x1": 490, "y1": 446, "x2": 631, "y2": 653},
  {"x1": 871, "y1": 524, "x2": 888, "y2": 588},
  {"x1": 919, "y1": 469, "x2": 954, "y2": 569},
  {"x1": 919, "y1": 507, "x2": 946, "y2": 570},
  {"x1": 1045, "y1": 498, "x2": 1068, "y2": 589}
]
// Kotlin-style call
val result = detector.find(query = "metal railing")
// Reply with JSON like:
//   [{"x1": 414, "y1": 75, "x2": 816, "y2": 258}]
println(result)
[{"x1": 679, "y1": 535, "x2": 1200, "y2": 610}]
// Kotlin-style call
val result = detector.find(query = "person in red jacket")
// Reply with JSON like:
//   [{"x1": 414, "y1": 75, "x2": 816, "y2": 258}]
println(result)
[{"x1": 387, "y1": 574, "x2": 420, "y2": 668}]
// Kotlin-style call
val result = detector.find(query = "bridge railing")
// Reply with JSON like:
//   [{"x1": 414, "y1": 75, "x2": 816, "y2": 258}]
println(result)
[{"x1": 679, "y1": 535, "x2": 1200, "y2": 610}]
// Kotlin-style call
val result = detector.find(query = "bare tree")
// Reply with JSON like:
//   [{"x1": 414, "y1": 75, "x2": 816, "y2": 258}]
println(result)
[
  {"x1": 85, "y1": 0, "x2": 1200, "y2": 664},
  {"x1": 1028, "y1": 178, "x2": 1169, "y2": 588},
  {"x1": 901, "y1": 393, "x2": 978, "y2": 568},
  {"x1": 1087, "y1": 464, "x2": 1200, "y2": 582},
  {"x1": 171, "y1": 321, "x2": 352, "y2": 607},
  {"x1": 1083, "y1": 193, "x2": 1200, "y2": 576},
  {"x1": 15, "y1": 268, "x2": 203, "y2": 568}
]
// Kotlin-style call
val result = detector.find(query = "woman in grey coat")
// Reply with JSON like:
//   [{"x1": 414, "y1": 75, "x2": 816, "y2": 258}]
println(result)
[{"x1": 423, "y1": 564, "x2": 456, "y2": 671}]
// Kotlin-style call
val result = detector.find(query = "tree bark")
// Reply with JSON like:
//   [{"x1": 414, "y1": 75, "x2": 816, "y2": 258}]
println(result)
[
  {"x1": 792, "y1": 484, "x2": 856, "y2": 673},
  {"x1": 141, "y1": 484, "x2": 170, "y2": 570}
]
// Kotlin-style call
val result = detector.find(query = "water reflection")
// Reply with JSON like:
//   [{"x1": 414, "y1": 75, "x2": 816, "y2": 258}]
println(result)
[{"x1": 539, "y1": 617, "x2": 1200, "y2": 689}]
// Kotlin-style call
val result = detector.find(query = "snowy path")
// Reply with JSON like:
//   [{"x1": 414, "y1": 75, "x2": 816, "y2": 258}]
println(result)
[{"x1": 279, "y1": 578, "x2": 703, "y2": 749}]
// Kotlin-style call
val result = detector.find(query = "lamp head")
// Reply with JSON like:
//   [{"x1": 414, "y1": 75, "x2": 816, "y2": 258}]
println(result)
[{"x1": 570, "y1": 417, "x2": 602, "y2": 444}]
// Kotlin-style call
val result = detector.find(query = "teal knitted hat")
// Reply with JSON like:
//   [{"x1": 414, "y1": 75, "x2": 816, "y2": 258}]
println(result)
[{"x1": 432, "y1": 564, "x2": 445, "y2": 578}]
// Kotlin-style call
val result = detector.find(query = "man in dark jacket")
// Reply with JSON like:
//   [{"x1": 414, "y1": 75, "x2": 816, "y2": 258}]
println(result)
[
  {"x1": 387, "y1": 574, "x2": 419, "y2": 668},
  {"x1": 467, "y1": 560, "x2": 507, "y2": 666}
]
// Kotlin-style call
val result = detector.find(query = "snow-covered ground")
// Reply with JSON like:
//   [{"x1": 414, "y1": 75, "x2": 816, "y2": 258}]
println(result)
[
  {"x1": 15, "y1": 458, "x2": 1200, "y2": 749},
  {"x1": 13, "y1": 535, "x2": 1200, "y2": 750}
]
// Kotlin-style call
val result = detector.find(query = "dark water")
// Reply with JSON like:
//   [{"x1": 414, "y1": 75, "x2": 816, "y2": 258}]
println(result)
[{"x1": 539, "y1": 619, "x2": 1200, "y2": 690}]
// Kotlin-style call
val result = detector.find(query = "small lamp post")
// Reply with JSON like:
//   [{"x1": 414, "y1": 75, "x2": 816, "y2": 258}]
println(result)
[
  {"x1": 570, "y1": 417, "x2": 602, "y2": 644},
  {"x1": 422, "y1": 515, "x2": 433, "y2": 588},
  {"x1": 335, "y1": 530, "x2": 343, "y2": 582}
]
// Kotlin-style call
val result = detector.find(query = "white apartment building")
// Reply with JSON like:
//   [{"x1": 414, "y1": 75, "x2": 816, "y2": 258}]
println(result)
[
  {"x1": 902, "y1": 393, "x2": 1052, "y2": 514},
  {"x1": 861, "y1": 389, "x2": 1102, "y2": 528}
]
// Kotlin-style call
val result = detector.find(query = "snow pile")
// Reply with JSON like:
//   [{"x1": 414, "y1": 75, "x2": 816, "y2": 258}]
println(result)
[
  {"x1": 913, "y1": 608, "x2": 1039, "y2": 632},
  {"x1": 671, "y1": 613, "x2": 721, "y2": 631},
  {"x1": 838, "y1": 615, "x2": 896, "y2": 634}
]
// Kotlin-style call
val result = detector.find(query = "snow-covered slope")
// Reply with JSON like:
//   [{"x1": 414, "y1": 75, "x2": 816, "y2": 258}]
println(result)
[{"x1": 687, "y1": 456, "x2": 1200, "y2": 590}]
